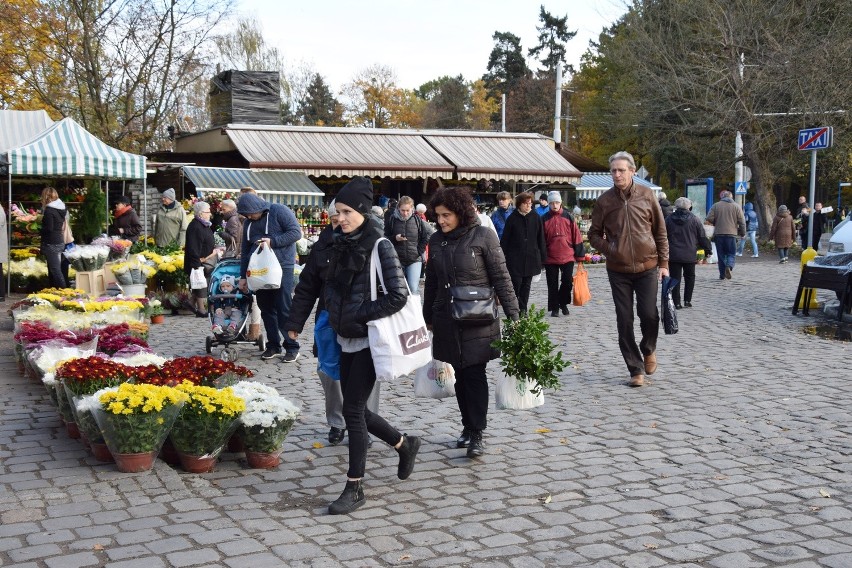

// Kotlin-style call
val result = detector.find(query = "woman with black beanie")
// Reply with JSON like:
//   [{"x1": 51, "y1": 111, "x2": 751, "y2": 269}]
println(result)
[{"x1": 289, "y1": 176, "x2": 420, "y2": 515}]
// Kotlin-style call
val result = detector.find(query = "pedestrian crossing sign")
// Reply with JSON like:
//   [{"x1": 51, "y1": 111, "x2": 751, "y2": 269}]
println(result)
[{"x1": 735, "y1": 181, "x2": 748, "y2": 195}]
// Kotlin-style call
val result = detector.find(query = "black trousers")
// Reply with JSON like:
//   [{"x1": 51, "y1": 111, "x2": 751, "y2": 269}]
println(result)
[
  {"x1": 42, "y1": 243, "x2": 68, "y2": 289},
  {"x1": 455, "y1": 363, "x2": 488, "y2": 431},
  {"x1": 668, "y1": 262, "x2": 696, "y2": 305},
  {"x1": 510, "y1": 275, "x2": 533, "y2": 314},
  {"x1": 607, "y1": 268, "x2": 659, "y2": 377},
  {"x1": 340, "y1": 348, "x2": 401, "y2": 479},
  {"x1": 545, "y1": 262, "x2": 574, "y2": 312}
]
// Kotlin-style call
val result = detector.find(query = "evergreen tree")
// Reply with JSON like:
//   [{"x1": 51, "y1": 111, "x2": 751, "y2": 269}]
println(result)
[
  {"x1": 483, "y1": 31, "x2": 529, "y2": 96},
  {"x1": 418, "y1": 75, "x2": 470, "y2": 129},
  {"x1": 528, "y1": 5, "x2": 577, "y2": 74},
  {"x1": 298, "y1": 73, "x2": 344, "y2": 126}
]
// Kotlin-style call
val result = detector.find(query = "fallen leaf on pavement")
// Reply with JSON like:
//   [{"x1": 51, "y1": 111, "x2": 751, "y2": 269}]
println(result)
[
  {"x1": 536, "y1": 427, "x2": 551, "y2": 433},
  {"x1": 819, "y1": 488, "x2": 831, "y2": 498},
  {"x1": 312, "y1": 442, "x2": 324, "y2": 449}
]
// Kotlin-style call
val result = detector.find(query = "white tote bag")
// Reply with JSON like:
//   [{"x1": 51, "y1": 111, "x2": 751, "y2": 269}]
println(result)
[
  {"x1": 246, "y1": 244, "x2": 283, "y2": 291},
  {"x1": 367, "y1": 238, "x2": 432, "y2": 381},
  {"x1": 189, "y1": 267, "x2": 207, "y2": 290},
  {"x1": 494, "y1": 369, "x2": 545, "y2": 410}
]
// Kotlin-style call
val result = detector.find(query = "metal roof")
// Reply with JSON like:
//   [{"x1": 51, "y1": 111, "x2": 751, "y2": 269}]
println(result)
[
  {"x1": 224, "y1": 125, "x2": 454, "y2": 179},
  {"x1": 574, "y1": 172, "x2": 662, "y2": 200},
  {"x1": 0, "y1": 109, "x2": 54, "y2": 154},
  {"x1": 190, "y1": 125, "x2": 580, "y2": 182},
  {"x1": 182, "y1": 166, "x2": 324, "y2": 206},
  {"x1": 424, "y1": 133, "x2": 581, "y2": 183}
]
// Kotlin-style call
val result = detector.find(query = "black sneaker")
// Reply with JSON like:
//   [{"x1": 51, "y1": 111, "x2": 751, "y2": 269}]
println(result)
[
  {"x1": 282, "y1": 352, "x2": 300, "y2": 363},
  {"x1": 550, "y1": 310, "x2": 559, "y2": 317},
  {"x1": 328, "y1": 427, "x2": 345, "y2": 446},
  {"x1": 560, "y1": 305, "x2": 570, "y2": 316},
  {"x1": 261, "y1": 347, "x2": 282, "y2": 360},
  {"x1": 684, "y1": 302, "x2": 692, "y2": 308}
]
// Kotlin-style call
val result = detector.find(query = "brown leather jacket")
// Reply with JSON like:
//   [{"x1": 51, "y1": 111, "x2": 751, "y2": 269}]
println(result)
[{"x1": 589, "y1": 183, "x2": 669, "y2": 273}]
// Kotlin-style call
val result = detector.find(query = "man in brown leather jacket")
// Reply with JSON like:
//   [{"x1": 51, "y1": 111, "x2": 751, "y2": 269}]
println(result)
[{"x1": 589, "y1": 151, "x2": 670, "y2": 388}]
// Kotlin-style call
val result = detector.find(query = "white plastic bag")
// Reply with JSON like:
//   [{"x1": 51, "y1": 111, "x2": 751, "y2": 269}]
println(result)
[
  {"x1": 707, "y1": 242, "x2": 718, "y2": 264},
  {"x1": 414, "y1": 358, "x2": 456, "y2": 399},
  {"x1": 189, "y1": 267, "x2": 207, "y2": 290},
  {"x1": 495, "y1": 369, "x2": 544, "y2": 410},
  {"x1": 246, "y1": 244, "x2": 283, "y2": 291},
  {"x1": 532, "y1": 271, "x2": 542, "y2": 283}
]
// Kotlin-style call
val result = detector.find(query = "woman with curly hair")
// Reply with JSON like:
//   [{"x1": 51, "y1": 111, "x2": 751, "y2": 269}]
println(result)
[{"x1": 423, "y1": 186, "x2": 519, "y2": 458}]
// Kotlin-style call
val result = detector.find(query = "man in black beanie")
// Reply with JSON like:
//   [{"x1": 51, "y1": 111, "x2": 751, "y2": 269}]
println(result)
[{"x1": 335, "y1": 177, "x2": 375, "y2": 215}]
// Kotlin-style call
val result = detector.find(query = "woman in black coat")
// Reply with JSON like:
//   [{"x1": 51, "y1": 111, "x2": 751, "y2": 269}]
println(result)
[
  {"x1": 183, "y1": 201, "x2": 219, "y2": 316},
  {"x1": 292, "y1": 177, "x2": 420, "y2": 515},
  {"x1": 423, "y1": 186, "x2": 520, "y2": 459},
  {"x1": 500, "y1": 192, "x2": 547, "y2": 316},
  {"x1": 39, "y1": 187, "x2": 68, "y2": 288},
  {"x1": 665, "y1": 197, "x2": 712, "y2": 308}
]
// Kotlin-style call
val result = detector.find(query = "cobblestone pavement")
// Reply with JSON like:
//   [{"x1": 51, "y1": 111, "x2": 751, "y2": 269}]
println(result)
[{"x1": 2, "y1": 256, "x2": 851, "y2": 568}]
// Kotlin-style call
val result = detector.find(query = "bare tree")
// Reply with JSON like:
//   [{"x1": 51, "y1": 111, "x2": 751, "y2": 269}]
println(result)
[
  {"x1": 11, "y1": 0, "x2": 233, "y2": 153},
  {"x1": 581, "y1": 0, "x2": 852, "y2": 233}
]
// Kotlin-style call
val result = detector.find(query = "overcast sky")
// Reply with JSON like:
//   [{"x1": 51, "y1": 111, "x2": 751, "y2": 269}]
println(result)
[{"x1": 236, "y1": 0, "x2": 627, "y2": 91}]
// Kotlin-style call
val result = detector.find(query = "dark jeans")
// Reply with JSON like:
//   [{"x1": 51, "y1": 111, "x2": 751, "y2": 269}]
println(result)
[
  {"x1": 256, "y1": 264, "x2": 299, "y2": 354},
  {"x1": 41, "y1": 243, "x2": 68, "y2": 288},
  {"x1": 545, "y1": 262, "x2": 574, "y2": 311},
  {"x1": 607, "y1": 268, "x2": 659, "y2": 377},
  {"x1": 340, "y1": 348, "x2": 402, "y2": 479},
  {"x1": 715, "y1": 235, "x2": 737, "y2": 278},
  {"x1": 668, "y1": 262, "x2": 696, "y2": 305},
  {"x1": 454, "y1": 363, "x2": 488, "y2": 431},
  {"x1": 510, "y1": 274, "x2": 533, "y2": 314}
]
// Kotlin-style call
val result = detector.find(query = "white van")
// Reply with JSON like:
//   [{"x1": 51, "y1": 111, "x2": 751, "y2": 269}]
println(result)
[{"x1": 827, "y1": 217, "x2": 852, "y2": 255}]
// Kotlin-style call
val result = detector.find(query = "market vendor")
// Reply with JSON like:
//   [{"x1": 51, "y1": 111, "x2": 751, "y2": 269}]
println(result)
[{"x1": 109, "y1": 196, "x2": 143, "y2": 243}]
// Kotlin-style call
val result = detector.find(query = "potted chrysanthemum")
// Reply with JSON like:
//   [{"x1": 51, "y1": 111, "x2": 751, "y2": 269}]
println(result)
[
  {"x1": 92, "y1": 382, "x2": 187, "y2": 472},
  {"x1": 231, "y1": 381, "x2": 301, "y2": 469},
  {"x1": 168, "y1": 382, "x2": 245, "y2": 473},
  {"x1": 57, "y1": 356, "x2": 132, "y2": 443}
]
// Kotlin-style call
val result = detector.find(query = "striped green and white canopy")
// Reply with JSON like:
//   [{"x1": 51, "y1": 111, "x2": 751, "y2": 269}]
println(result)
[{"x1": 6, "y1": 117, "x2": 145, "y2": 179}]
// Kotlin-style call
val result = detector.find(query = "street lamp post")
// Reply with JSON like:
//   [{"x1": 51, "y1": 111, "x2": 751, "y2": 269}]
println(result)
[{"x1": 839, "y1": 181, "x2": 851, "y2": 218}]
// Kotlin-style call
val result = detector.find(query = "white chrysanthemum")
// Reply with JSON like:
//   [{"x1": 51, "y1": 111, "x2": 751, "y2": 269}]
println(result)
[
  {"x1": 239, "y1": 395, "x2": 300, "y2": 428},
  {"x1": 113, "y1": 353, "x2": 168, "y2": 367},
  {"x1": 42, "y1": 372, "x2": 57, "y2": 386},
  {"x1": 231, "y1": 381, "x2": 280, "y2": 403}
]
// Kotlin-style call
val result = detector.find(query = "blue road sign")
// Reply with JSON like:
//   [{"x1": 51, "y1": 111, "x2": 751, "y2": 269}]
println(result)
[
  {"x1": 798, "y1": 127, "x2": 833, "y2": 151},
  {"x1": 735, "y1": 181, "x2": 748, "y2": 195}
]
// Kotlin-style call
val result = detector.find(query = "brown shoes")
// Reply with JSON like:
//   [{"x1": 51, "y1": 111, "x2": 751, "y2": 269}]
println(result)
[
  {"x1": 629, "y1": 374, "x2": 645, "y2": 387},
  {"x1": 644, "y1": 352, "x2": 657, "y2": 375}
]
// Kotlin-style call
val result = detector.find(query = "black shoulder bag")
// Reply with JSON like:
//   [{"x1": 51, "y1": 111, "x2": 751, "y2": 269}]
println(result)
[{"x1": 444, "y1": 228, "x2": 498, "y2": 326}]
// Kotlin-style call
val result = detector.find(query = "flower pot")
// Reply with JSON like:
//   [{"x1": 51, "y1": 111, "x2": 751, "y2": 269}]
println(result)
[
  {"x1": 245, "y1": 450, "x2": 282, "y2": 469},
  {"x1": 150, "y1": 314, "x2": 165, "y2": 324},
  {"x1": 178, "y1": 452, "x2": 218, "y2": 473},
  {"x1": 113, "y1": 451, "x2": 157, "y2": 473},
  {"x1": 65, "y1": 420, "x2": 81, "y2": 439},
  {"x1": 90, "y1": 442, "x2": 114, "y2": 462},
  {"x1": 159, "y1": 438, "x2": 181, "y2": 466},
  {"x1": 227, "y1": 434, "x2": 245, "y2": 453}
]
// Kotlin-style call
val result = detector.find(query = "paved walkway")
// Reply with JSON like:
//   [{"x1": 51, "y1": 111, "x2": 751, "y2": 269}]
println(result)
[{"x1": 1, "y1": 256, "x2": 851, "y2": 568}]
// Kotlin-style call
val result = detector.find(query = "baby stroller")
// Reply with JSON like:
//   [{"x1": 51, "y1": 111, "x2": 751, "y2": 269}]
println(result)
[{"x1": 204, "y1": 259, "x2": 264, "y2": 361}]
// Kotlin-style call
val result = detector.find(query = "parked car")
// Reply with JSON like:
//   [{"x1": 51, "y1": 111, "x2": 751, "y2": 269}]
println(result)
[{"x1": 827, "y1": 216, "x2": 852, "y2": 255}]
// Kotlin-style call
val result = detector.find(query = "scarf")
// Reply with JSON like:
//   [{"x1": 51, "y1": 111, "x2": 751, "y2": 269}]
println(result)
[
  {"x1": 327, "y1": 216, "x2": 383, "y2": 296},
  {"x1": 197, "y1": 217, "x2": 212, "y2": 227}
]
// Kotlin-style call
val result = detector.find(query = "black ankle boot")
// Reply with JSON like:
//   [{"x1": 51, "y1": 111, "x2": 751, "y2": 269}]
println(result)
[
  {"x1": 456, "y1": 427, "x2": 472, "y2": 448},
  {"x1": 467, "y1": 430, "x2": 485, "y2": 458},
  {"x1": 396, "y1": 435, "x2": 421, "y2": 480},
  {"x1": 328, "y1": 480, "x2": 365, "y2": 515}
]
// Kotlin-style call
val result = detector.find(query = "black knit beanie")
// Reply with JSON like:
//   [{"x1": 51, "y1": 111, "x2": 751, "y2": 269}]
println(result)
[{"x1": 335, "y1": 177, "x2": 374, "y2": 215}]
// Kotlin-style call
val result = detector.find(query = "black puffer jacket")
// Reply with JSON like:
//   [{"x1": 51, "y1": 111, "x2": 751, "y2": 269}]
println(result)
[
  {"x1": 500, "y1": 209, "x2": 547, "y2": 278},
  {"x1": 323, "y1": 218, "x2": 409, "y2": 339},
  {"x1": 286, "y1": 224, "x2": 335, "y2": 332},
  {"x1": 384, "y1": 210, "x2": 428, "y2": 266},
  {"x1": 423, "y1": 223, "x2": 519, "y2": 370}
]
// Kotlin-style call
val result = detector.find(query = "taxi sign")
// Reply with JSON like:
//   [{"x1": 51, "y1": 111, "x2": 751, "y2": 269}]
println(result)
[{"x1": 798, "y1": 127, "x2": 833, "y2": 151}]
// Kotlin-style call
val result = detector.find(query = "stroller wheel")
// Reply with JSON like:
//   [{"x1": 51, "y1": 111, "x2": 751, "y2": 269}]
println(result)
[
  {"x1": 205, "y1": 336, "x2": 213, "y2": 354},
  {"x1": 220, "y1": 347, "x2": 238, "y2": 362}
]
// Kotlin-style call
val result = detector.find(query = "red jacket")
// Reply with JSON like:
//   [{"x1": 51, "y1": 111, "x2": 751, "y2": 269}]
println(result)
[{"x1": 542, "y1": 207, "x2": 583, "y2": 264}]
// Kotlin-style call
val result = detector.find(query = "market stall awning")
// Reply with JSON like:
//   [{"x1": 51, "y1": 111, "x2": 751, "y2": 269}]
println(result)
[
  {"x1": 224, "y1": 125, "x2": 455, "y2": 179},
  {"x1": 183, "y1": 165, "x2": 324, "y2": 206},
  {"x1": 5, "y1": 117, "x2": 145, "y2": 179},
  {"x1": 574, "y1": 172, "x2": 662, "y2": 200},
  {"x1": 424, "y1": 132, "x2": 582, "y2": 183},
  {"x1": 0, "y1": 110, "x2": 54, "y2": 155}
]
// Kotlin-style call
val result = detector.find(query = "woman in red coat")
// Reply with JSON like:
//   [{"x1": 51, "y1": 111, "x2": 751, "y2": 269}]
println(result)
[{"x1": 542, "y1": 191, "x2": 583, "y2": 317}]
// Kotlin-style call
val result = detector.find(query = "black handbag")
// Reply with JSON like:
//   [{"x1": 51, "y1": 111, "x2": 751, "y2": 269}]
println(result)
[{"x1": 449, "y1": 285, "x2": 498, "y2": 326}]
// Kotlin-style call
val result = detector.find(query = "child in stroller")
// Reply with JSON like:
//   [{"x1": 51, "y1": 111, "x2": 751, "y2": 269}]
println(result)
[{"x1": 211, "y1": 275, "x2": 243, "y2": 340}]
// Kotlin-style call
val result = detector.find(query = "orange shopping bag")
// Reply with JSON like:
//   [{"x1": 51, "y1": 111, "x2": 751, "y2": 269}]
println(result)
[{"x1": 572, "y1": 263, "x2": 591, "y2": 306}]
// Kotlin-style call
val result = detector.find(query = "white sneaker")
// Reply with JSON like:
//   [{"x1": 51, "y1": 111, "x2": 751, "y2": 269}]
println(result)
[
  {"x1": 736, "y1": 253, "x2": 743, "y2": 257},
  {"x1": 751, "y1": 255, "x2": 759, "y2": 258},
  {"x1": 212, "y1": 324, "x2": 223, "y2": 334}
]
